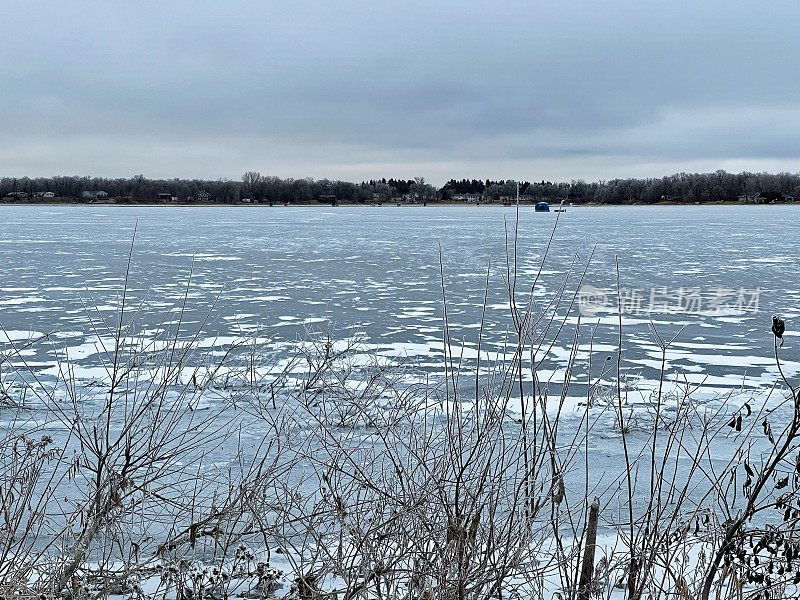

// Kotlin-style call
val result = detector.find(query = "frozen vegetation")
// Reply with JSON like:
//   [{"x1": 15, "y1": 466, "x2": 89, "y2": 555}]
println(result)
[{"x1": 1, "y1": 206, "x2": 799, "y2": 599}]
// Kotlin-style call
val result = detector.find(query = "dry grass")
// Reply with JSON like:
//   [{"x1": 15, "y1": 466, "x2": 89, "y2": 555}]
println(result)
[{"x1": 0, "y1": 215, "x2": 798, "y2": 600}]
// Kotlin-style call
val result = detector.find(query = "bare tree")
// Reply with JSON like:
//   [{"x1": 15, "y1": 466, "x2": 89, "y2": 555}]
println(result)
[{"x1": 242, "y1": 171, "x2": 263, "y2": 200}]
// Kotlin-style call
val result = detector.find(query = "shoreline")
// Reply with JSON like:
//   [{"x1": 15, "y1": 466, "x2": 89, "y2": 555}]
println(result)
[{"x1": 3, "y1": 200, "x2": 797, "y2": 208}]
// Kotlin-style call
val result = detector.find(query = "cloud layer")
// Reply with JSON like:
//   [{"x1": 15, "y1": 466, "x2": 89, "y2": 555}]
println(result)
[{"x1": 3, "y1": 1, "x2": 800, "y2": 183}]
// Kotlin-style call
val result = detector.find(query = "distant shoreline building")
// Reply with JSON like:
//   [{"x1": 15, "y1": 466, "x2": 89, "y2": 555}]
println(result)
[{"x1": 81, "y1": 190, "x2": 108, "y2": 199}]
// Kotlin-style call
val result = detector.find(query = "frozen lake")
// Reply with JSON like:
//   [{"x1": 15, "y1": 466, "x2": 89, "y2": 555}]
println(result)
[
  {"x1": 1, "y1": 203, "x2": 798, "y2": 401},
  {"x1": 3, "y1": 203, "x2": 798, "y2": 596}
]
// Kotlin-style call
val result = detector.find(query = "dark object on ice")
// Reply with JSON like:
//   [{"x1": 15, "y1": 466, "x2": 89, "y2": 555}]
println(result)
[
  {"x1": 772, "y1": 315, "x2": 785, "y2": 346},
  {"x1": 535, "y1": 201, "x2": 550, "y2": 212}
]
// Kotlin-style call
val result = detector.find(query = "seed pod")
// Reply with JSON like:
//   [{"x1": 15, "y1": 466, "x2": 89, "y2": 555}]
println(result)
[{"x1": 772, "y1": 315, "x2": 786, "y2": 342}]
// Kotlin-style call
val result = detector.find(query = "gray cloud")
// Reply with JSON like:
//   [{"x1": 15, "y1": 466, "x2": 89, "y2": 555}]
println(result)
[{"x1": 3, "y1": 1, "x2": 800, "y2": 183}]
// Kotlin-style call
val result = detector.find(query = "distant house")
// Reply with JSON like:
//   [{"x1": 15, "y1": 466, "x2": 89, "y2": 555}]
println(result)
[
  {"x1": 452, "y1": 193, "x2": 481, "y2": 203},
  {"x1": 43, "y1": 191, "x2": 55, "y2": 198},
  {"x1": 738, "y1": 193, "x2": 764, "y2": 204},
  {"x1": 196, "y1": 190, "x2": 211, "y2": 202},
  {"x1": 81, "y1": 190, "x2": 108, "y2": 199},
  {"x1": 739, "y1": 191, "x2": 791, "y2": 204},
  {"x1": 319, "y1": 194, "x2": 338, "y2": 204},
  {"x1": 496, "y1": 194, "x2": 534, "y2": 203},
  {"x1": 156, "y1": 192, "x2": 172, "y2": 202},
  {"x1": 2, "y1": 191, "x2": 28, "y2": 202},
  {"x1": 241, "y1": 197, "x2": 252, "y2": 203}
]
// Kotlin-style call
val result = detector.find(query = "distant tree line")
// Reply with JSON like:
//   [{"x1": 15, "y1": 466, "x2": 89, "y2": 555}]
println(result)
[
  {"x1": 440, "y1": 179, "x2": 534, "y2": 200},
  {"x1": 2, "y1": 170, "x2": 800, "y2": 204},
  {"x1": 0, "y1": 173, "x2": 439, "y2": 205},
  {"x1": 442, "y1": 171, "x2": 800, "y2": 204}
]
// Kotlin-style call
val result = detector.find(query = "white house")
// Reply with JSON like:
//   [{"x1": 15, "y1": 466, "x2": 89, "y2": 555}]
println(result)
[
  {"x1": 452, "y1": 193, "x2": 481, "y2": 203},
  {"x1": 738, "y1": 193, "x2": 764, "y2": 204}
]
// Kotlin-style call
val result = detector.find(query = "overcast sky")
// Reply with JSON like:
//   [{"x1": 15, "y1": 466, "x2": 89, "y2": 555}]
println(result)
[{"x1": 2, "y1": 1, "x2": 800, "y2": 185}]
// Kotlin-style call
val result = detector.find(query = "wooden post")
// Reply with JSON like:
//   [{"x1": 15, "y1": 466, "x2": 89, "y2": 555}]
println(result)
[{"x1": 578, "y1": 497, "x2": 600, "y2": 600}]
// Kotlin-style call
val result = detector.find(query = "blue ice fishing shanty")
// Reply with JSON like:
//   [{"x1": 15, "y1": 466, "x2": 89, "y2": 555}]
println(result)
[{"x1": 535, "y1": 201, "x2": 550, "y2": 212}]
